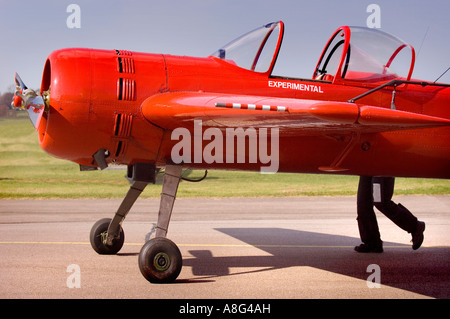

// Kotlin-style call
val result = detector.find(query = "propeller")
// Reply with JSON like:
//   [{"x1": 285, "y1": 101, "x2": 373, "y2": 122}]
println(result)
[{"x1": 11, "y1": 72, "x2": 46, "y2": 130}]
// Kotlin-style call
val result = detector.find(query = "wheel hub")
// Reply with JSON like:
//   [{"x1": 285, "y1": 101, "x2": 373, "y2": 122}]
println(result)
[{"x1": 153, "y1": 252, "x2": 170, "y2": 271}]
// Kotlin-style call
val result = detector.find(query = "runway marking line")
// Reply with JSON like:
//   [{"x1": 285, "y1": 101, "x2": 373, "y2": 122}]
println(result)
[
  {"x1": 0, "y1": 241, "x2": 90, "y2": 245},
  {"x1": 0, "y1": 241, "x2": 448, "y2": 249}
]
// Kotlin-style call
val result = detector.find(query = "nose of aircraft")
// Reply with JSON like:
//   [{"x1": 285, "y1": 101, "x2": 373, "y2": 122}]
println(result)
[
  {"x1": 12, "y1": 48, "x2": 168, "y2": 169},
  {"x1": 12, "y1": 49, "x2": 96, "y2": 167}
]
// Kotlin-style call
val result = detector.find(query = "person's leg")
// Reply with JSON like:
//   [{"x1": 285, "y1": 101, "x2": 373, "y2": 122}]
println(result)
[
  {"x1": 355, "y1": 176, "x2": 383, "y2": 252},
  {"x1": 373, "y1": 177, "x2": 425, "y2": 250}
]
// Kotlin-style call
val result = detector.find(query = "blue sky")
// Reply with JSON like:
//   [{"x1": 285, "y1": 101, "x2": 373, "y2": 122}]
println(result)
[{"x1": 0, "y1": 0, "x2": 449, "y2": 93}]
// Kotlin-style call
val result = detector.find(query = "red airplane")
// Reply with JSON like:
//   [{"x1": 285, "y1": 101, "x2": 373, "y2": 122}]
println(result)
[{"x1": 12, "y1": 21, "x2": 450, "y2": 283}]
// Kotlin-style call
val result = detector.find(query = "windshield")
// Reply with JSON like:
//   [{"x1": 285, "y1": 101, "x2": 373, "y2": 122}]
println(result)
[
  {"x1": 314, "y1": 26, "x2": 415, "y2": 82},
  {"x1": 211, "y1": 21, "x2": 283, "y2": 74}
]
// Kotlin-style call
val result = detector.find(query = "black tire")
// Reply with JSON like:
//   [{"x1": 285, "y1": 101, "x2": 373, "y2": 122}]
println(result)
[
  {"x1": 138, "y1": 237, "x2": 182, "y2": 283},
  {"x1": 90, "y1": 218, "x2": 125, "y2": 255}
]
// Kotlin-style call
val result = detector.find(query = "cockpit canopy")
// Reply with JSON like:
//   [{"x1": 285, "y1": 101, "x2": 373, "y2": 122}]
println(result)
[
  {"x1": 211, "y1": 21, "x2": 415, "y2": 85},
  {"x1": 211, "y1": 21, "x2": 284, "y2": 74},
  {"x1": 313, "y1": 26, "x2": 416, "y2": 83}
]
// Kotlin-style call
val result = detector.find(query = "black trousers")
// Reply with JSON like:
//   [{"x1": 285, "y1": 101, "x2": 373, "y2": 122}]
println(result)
[{"x1": 356, "y1": 176, "x2": 418, "y2": 245}]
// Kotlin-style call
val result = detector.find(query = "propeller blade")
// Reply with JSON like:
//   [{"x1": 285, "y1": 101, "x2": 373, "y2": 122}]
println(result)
[
  {"x1": 12, "y1": 73, "x2": 45, "y2": 130},
  {"x1": 26, "y1": 95, "x2": 45, "y2": 129},
  {"x1": 15, "y1": 72, "x2": 28, "y2": 90}
]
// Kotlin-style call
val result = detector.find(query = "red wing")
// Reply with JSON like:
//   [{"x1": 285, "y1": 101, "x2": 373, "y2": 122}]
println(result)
[{"x1": 141, "y1": 91, "x2": 450, "y2": 135}]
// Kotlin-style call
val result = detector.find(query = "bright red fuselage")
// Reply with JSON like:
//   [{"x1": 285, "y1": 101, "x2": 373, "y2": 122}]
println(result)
[{"x1": 36, "y1": 46, "x2": 450, "y2": 178}]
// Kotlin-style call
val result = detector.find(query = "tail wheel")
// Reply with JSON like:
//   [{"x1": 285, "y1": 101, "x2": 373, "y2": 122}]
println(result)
[
  {"x1": 138, "y1": 237, "x2": 182, "y2": 283},
  {"x1": 90, "y1": 218, "x2": 125, "y2": 255}
]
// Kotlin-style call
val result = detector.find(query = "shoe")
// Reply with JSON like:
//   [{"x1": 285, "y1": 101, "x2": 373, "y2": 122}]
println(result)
[
  {"x1": 354, "y1": 243, "x2": 383, "y2": 253},
  {"x1": 412, "y1": 221, "x2": 425, "y2": 250}
]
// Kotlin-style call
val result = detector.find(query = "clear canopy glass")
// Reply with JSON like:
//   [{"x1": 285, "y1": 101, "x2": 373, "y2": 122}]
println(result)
[
  {"x1": 211, "y1": 21, "x2": 415, "y2": 83},
  {"x1": 210, "y1": 22, "x2": 283, "y2": 74},
  {"x1": 314, "y1": 26, "x2": 415, "y2": 82}
]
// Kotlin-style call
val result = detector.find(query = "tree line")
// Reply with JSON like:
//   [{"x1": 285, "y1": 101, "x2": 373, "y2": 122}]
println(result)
[{"x1": 0, "y1": 90, "x2": 19, "y2": 117}]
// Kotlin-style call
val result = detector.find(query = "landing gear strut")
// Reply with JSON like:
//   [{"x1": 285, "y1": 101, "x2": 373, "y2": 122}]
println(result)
[{"x1": 89, "y1": 163, "x2": 183, "y2": 283}]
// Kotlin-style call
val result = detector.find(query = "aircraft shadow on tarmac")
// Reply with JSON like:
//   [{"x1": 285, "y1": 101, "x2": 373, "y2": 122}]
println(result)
[{"x1": 181, "y1": 228, "x2": 450, "y2": 298}]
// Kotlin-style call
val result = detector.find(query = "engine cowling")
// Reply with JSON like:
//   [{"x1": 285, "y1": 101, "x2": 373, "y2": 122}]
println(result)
[{"x1": 36, "y1": 48, "x2": 167, "y2": 168}]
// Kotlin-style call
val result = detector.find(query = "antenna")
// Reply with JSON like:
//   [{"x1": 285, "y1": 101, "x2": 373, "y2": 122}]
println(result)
[
  {"x1": 434, "y1": 67, "x2": 450, "y2": 83},
  {"x1": 416, "y1": 26, "x2": 430, "y2": 60}
]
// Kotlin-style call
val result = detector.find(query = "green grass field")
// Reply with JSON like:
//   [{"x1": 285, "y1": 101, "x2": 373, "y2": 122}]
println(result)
[{"x1": 0, "y1": 117, "x2": 449, "y2": 199}]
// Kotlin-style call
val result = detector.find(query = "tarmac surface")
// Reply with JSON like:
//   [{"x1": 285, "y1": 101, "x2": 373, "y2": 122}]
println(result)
[{"x1": 0, "y1": 195, "x2": 449, "y2": 299}]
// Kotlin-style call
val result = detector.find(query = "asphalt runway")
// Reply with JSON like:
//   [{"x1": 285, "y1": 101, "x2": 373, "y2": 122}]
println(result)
[{"x1": 0, "y1": 195, "x2": 449, "y2": 299}]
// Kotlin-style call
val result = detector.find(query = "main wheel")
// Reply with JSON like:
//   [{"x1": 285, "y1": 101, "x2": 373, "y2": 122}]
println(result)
[
  {"x1": 138, "y1": 237, "x2": 182, "y2": 283},
  {"x1": 90, "y1": 218, "x2": 125, "y2": 255}
]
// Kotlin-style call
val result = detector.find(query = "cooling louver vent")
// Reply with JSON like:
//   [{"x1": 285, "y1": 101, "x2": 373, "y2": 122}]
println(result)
[
  {"x1": 116, "y1": 50, "x2": 135, "y2": 74},
  {"x1": 115, "y1": 50, "x2": 136, "y2": 101},
  {"x1": 117, "y1": 78, "x2": 136, "y2": 101},
  {"x1": 113, "y1": 113, "x2": 133, "y2": 158}
]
